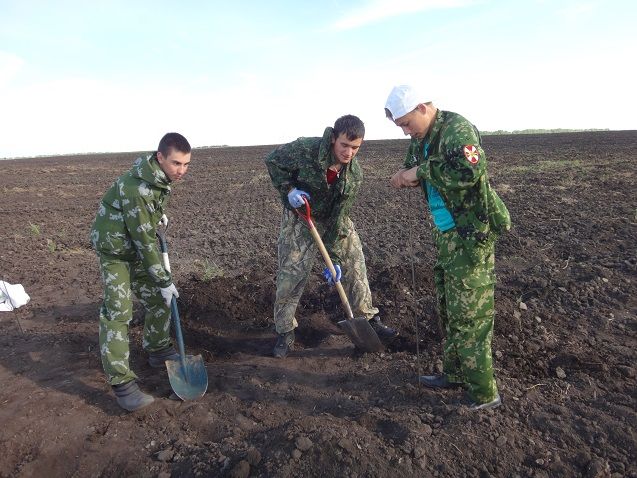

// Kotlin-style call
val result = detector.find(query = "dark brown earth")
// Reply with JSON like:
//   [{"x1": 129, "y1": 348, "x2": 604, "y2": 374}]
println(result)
[{"x1": 0, "y1": 131, "x2": 635, "y2": 478}]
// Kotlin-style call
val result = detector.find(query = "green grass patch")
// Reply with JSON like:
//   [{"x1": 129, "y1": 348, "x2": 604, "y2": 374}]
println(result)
[
  {"x1": 196, "y1": 259, "x2": 224, "y2": 281},
  {"x1": 28, "y1": 223, "x2": 41, "y2": 236},
  {"x1": 505, "y1": 159, "x2": 586, "y2": 174}
]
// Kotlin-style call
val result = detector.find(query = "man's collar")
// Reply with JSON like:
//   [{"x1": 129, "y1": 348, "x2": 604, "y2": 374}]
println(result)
[{"x1": 424, "y1": 109, "x2": 444, "y2": 144}]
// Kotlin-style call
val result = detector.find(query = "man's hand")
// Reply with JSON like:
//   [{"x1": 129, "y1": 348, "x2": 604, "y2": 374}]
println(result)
[
  {"x1": 322, "y1": 265, "x2": 342, "y2": 286},
  {"x1": 288, "y1": 188, "x2": 311, "y2": 208},
  {"x1": 390, "y1": 167, "x2": 420, "y2": 188},
  {"x1": 159, "y1": 283, "x2": 179, "y2": 308},
  {"x1": 159, "y1": 214, "x2": 168, "y2": 228}
]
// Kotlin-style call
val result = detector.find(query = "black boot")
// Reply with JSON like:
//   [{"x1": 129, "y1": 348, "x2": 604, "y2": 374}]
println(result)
[
  {"x1": 148, "y1": 346, "x2": 180, "y2": 368},
  {"x1": 369, "y1": 316, "x2": 398, "y2": 339},
  {"x1": 418, "y1": 374, "x2": 463, "y2": 389},
  {"x1": 112, "y1": 380, "x2": 154, "y2": 411},
  {"x1": 273, "y1": 330, "x2": 295, "y2": 358}
]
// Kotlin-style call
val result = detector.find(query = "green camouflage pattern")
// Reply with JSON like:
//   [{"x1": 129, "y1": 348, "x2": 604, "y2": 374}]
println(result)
[
  {"x1": 273, "y1": 209, "x2": 379, "y2": 334},
  {"x1": 265, "y1": 127, "x2": 362, "y2": 264},
  {"x1": 91, "y1": 154, "x2": 174, "y2": 385},
  {"x1": 401, "y1": 110, "x2": 508, "y2": 404},
  {"x1": 90, "y1": 154, "x2": 172, "y2": 288},
  {"x1": 406, "y1": 110, "x2": 511, "y2": 263},
  {"x1": 432, "y1": 228, "x2": 497, "y2": 403},
  {"x1": 98, "y1": 252, "x2": 172, "y2": 385}
]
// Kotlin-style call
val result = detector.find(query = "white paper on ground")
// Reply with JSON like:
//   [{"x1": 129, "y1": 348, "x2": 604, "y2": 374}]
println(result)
[{"x1": 0, "y1": 281, "x2": 31, "y2": 311}]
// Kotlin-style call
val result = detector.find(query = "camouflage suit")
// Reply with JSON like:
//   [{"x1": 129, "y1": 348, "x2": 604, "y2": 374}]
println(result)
[
  {"x1": 265, "y1": 127, "x2": 379, "y2": 334},
  {"x1": 405, "y1": 110, "x2": 511, "y2": 403},
  {"x1": 90, "y1": 154, "x2": 173, "y2": 385}
]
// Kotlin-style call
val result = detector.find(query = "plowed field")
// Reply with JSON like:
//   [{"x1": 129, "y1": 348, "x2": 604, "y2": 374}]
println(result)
[{"x1": 1, "y1": 131, "x2": 635, "y2": 477}]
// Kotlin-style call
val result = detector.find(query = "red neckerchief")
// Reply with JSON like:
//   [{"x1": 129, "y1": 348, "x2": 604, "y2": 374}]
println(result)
[{"x1": 326, "y1": 167, "x2": 340, "y2": 185}]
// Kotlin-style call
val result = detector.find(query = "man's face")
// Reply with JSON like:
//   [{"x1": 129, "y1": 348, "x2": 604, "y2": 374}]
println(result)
[
  {"x1": 331, "y1": 133, "x2": 363, "y2": 166},
  {"x1": 157, "y1": 149, "x2": 191, "y2": 181},
  {"x1": 394, "y1": 105, "x2": 430, "y2": 140}
]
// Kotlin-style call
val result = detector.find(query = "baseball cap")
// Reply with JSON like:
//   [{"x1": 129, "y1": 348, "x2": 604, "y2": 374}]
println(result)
[{"x1": 385, "y1": 85, "x2": 423, "y2": 121}]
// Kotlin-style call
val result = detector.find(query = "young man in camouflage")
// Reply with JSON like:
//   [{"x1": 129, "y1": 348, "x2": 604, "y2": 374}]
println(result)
[
  {"x1": 265, "y1": 115, "x2": 398, "y2": 358},
  {"x1": 385, "y1": 85, "x2": 511, "y2": 410},
  {"x1": 90, "y1": 132, "x2": 191, "y2": 411}
]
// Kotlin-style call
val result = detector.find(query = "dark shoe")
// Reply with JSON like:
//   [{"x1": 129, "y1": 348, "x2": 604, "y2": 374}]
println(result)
[
  {"x1": 273, "y1": 330, "x2": 295, "y2": 358},
  {"x1": 148, "y1": 346, "x2": 180, "y2": 368},
  {"x1": 469, "y1": 393, "x2": 502, "y2": 411},
  {"x1": 112, "y1": 380, "x2": 155, "y2": 412},
  {"x1": 369, "y1": 316, "x2": 398, "y2": 339},
  {"x1": 418, "y1": 374, "x2": 464, "y2": 389}
]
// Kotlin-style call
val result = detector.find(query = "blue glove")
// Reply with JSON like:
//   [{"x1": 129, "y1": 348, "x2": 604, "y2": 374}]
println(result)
[
  {"x1": 288, "y1": 188, "x2": 310, "y2": 208},
  {"x1": 322, "y1": 265, "x2": 342, "y2": 286}
]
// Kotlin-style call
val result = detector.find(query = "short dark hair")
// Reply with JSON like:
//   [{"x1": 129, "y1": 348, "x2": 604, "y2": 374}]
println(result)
[
  {"x1": 333, "y1": 115, "x2": 365, "y2": 141},
  {"x1": 158, "y1": 132, "x2": 191, "y2": 156}
]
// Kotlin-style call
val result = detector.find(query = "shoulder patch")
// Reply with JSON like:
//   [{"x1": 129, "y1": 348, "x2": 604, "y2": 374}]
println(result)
[{"x1": 463, "y1": 145, "x2": 480, "y2": 164}]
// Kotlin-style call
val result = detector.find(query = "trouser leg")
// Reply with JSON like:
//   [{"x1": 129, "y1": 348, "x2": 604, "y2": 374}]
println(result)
[
  {"x1": 435, "y1": 261, "x2": 463, "y2": 383},
  {"x1": 434, "y1": 229, "x2": 498, "y2": 401},
  {"x1": 444, "y1": 275, "x2": 497, "y2": 403},
  {"x1": 130, "y1": 260, "x2": 172, "y2": 353},
  {"x1": 273, "y1": 209, "x2": 316, "y2": 334},
  {"x1": 97, "y1": 254, "x2": 137, "y2": 386},
  {"x1": 336, "y1": 218, "x2": 379, "y2": 319}
]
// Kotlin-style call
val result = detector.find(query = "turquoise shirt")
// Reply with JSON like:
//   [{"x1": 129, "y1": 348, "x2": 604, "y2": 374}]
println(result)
[
  {"x1": 422, "y1": 142, "x2": 455, "y2": 232},
  {"x1": 426, "y1": 181, "x2": 456, "y2": 232}
]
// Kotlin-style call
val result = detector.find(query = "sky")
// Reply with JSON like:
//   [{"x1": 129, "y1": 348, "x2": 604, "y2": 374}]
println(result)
[{"x1": 0, "y1": 0, "x2": 635, "y2": 158}]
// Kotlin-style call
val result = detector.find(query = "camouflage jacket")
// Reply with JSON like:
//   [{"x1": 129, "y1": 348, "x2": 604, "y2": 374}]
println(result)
[
  {"x1": 90, "y1": 154, "x2": 172, "y2": 287},
  {"x1": 265, "y1": 127, "x2": 362, "y2": 263},
  {"x1": 406, "y1": 110, "x2": 511, "y2": 259}
]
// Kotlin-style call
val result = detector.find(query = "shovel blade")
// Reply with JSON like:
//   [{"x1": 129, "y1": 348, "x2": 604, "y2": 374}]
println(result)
[
  {"x1": 166, "y1": 354, "x2": 208, "y2": 401},
  {"x1": 337, "y1": 317, "x2": 384, "y2": 353}
]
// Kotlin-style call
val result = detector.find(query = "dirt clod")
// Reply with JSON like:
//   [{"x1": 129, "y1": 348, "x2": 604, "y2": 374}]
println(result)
[
  {"x1": 585, "y1": 458, "x2": 611, "y2": 478},
  {"x1": 229, "y1": 460, "x2": 250, "y2": 478},
  {"x1": 245, "y1": 447, "x2": 262, "y2": 466},
  {"x1": 156, "y1": 449, "x2": 174, "y2": 462},
  {"x1": 295, "y1": 436, "x2": 313, "y2": 452}
]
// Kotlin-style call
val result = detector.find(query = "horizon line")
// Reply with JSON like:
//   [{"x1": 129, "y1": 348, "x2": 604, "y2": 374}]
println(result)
[{"x1": 1, "y1": 128, "x2": 631, "y2": 161}]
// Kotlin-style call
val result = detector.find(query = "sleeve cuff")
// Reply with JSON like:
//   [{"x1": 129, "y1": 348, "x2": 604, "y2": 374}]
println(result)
[{"x1": 416, "y1": 164, "x2": 429, "y2": 181}]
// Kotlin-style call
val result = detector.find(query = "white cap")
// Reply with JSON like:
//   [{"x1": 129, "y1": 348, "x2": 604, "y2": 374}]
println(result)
[{"x1": 385, "y1": 85, "x2": 423, "y2": 121}]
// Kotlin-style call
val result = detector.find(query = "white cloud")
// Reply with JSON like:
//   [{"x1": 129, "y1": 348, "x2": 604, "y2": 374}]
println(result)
[
  {"x1": 1, "y1": 14, "x2": 634, "y2": 159},
  {"x1": 330, "y1": 0, "x2": 475, "y2": 31},
  {"x1": 556, "y1": 2, "x2": 596, "y2": 20},
  {"x1": 0, "y1": 51, "x2": 25, "y2": 86},
  {"x1": 0, "y1": 65, "x2": 395, "y2": 157},
  {"x1": 0, "y1": 76, "x2": 179, "y2": 157}
]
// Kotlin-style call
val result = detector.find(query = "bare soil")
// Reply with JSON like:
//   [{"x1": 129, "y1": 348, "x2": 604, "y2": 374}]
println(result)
[{"x1": 0, "y1": 131, "x2": 635, "y2": 478}]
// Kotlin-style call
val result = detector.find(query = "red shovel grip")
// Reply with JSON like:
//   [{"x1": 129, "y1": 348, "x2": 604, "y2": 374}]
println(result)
[{"x1": 294, "y1": 196, "x2": 314, "y2": 228}]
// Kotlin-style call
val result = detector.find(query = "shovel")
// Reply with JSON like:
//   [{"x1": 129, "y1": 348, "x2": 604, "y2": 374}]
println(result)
[
  {"x1": 156, "y1": 230, "x2": 208, "y2": 400},
  {"x1": 295, "y1": 198, "x2": 384, "y2": 353}
]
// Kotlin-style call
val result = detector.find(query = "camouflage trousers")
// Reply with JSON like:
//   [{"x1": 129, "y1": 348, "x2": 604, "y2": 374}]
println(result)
[
  {"x1": 432, "y1": 228, "x2": 498, "y2": 403},
  {"x1": 96, "y1": 252, "x2": 172, "y2": 385},
  {"x1": 274, "y1": 209, "x2": 379, "y2": 334}
]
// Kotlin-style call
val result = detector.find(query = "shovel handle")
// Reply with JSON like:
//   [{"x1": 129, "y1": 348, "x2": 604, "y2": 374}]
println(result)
[
  {"x1": 171, "y1": 297, "x2": 188, "y2": 372},
  {"x1": 296, "y1": 197, "x2": 355, "y2": 320},
  {"x1": 156, "y1": 230, "x2": 171, "y2": 272},
  {"x1": 156, "y1": 231, "x2": 188, "y2": 372}
]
